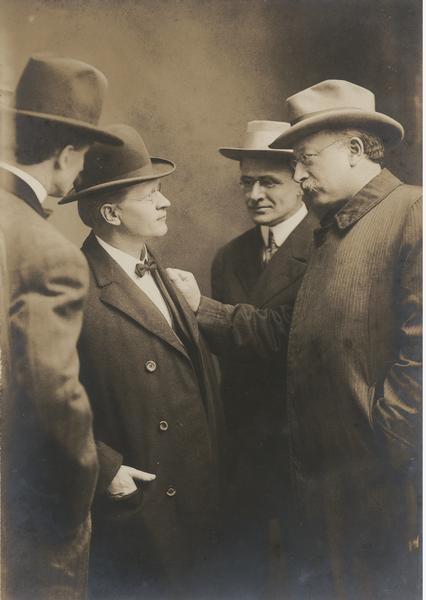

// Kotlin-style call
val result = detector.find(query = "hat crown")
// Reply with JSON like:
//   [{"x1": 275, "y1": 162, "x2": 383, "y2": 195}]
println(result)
[
  {"x1": 75, "y1": 124, "x2": 153, "y2": 191},
  {"x1": 14, "y1": 54, "x2": 108, "y2": 126},
  {"x1": 242, "y1": 120, "x2": 291, "y2": 149},
  {"x1": 287, "y1": 80, "x2": 376, "y2": 124}
]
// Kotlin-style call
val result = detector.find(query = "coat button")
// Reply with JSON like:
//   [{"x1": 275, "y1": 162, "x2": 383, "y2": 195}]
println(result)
[
  {"x1": 145, "y1": 360, "x2": 157, "y2": 373},
  {"x1": 166, "y1": 486, "x2": 176, "y2": 497},
  {"x1": 159, "y1": 420, "x2": 169, "y2": 431}
]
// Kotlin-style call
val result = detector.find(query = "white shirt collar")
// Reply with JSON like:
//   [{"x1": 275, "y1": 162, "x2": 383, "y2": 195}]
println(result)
[
  {"x1": 0, "y1": 161, "x2": 48, "y2": 205},
  {"x1": 261, "y1": 203, "x2": 308, "y2": 247},
  {"x1": 95, "y1": 235, "x2": 173, "y2": 328},
  {"x1": 95, "y1": 236, "x2": 147, "y2": 277}
]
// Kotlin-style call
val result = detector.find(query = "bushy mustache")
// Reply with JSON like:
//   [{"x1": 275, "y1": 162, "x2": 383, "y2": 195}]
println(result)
[{"x1": 301, "y1": 178, "x2": 323, "y2": 195}]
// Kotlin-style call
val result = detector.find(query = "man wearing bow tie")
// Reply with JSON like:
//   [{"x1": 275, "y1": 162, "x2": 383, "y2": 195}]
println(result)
[
  {"x1": 61, "y1": 124, "x2": 225, "y2": 598},
  {"x1": 210, "y1": 121, "x2": 317, "y2": 595}
]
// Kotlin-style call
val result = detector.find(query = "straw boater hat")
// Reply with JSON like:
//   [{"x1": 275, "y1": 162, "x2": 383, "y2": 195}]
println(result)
[
  {"x1": 4, "y1": 54, "x2": 123, "y2": 146},
  {"x1": 60, "y1": 124, "x2": 176, "y2": 203},
  {"x1": 219, "y1": 120, "x2": 293, "y2": 160},
  {"x1": 269, "y1": 80, "x2": 404, "y2": 149}
]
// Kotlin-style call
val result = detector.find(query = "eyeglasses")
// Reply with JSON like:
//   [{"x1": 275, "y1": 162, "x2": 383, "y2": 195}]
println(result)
[
  {"x1": 239, "y1": 176, "x2": 280, "y2": 191},
  {"x1": 140, "y1": 183, "x2": 162, "y2": 203},
  {"x1": 291, "y1": 140, "x2": 341, "y2": 169}
]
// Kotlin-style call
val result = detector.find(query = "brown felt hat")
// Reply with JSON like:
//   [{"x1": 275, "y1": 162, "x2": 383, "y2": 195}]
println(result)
[
  {"x1": 219, "y1": 120, "x2": 293, "y2": 160},
  {"x1": 60, "y1": 124, "x2": 175, "y2": 203},
  {"x1": 270, "y1": 80, "x2": 404, "y2": 149},
  {"x1": 4, "y1": 54, "x2": 123, "y2": 146}
]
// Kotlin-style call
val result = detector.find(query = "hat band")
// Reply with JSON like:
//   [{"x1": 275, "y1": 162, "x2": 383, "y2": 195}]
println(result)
[
  {"x1": 291, "y1": 106, "x2": 364, "y2": 125},
  {"x1": 76, "y1": 163, "x2": 156, "y2": 191},
  {"x1": 107, "y1": 164, "x2": 156, "y2": 182}
]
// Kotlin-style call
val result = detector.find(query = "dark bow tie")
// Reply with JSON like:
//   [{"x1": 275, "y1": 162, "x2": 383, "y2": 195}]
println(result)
[{"x1": 135, "y1": 259, "x2": 158, "y2": 278}]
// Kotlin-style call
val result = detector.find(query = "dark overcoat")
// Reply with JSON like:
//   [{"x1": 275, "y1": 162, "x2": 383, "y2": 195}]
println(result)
[
  {"x1": 0, "y1": 168, "x2": 98, "y2": 600},
  {"x1": 197, "y1": 169, "x2": 422, "y2": 599},
  {"x1": 210, "y1": 212, "x2": 317, "y2": 595},
  {"x1": 210, "y1": 213, "x2": 317, "y2": 512},
  {"x1": 78, "y1": 233, "x2": 225, "y2": 598}
]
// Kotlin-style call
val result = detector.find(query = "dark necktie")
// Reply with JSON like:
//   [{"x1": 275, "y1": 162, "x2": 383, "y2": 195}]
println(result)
[
  {"x1": 135, "y1": 259, "x2": 157, "y2": 278},
  {"x1": 263, "y1": 229, "x2": 278, "y2": 265}
]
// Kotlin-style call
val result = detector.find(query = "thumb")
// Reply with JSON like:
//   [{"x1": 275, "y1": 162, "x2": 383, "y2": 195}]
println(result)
[
  {"x1": 127, "y1": 467, "x2": 156, "y2": 482},
  {"x1": 166, "y1": 267, "x2": 181, "y2": 281}
]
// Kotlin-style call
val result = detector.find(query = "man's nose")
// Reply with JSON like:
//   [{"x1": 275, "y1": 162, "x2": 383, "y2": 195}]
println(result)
[
  {"x1": 248, "y1": 181, "x2": 265, "y2": 201},
  {"x1": 155, "y1": 191, "x2": 171, "y2": 208},
  {"x1": 293, "y1": 162, "x2": 309, "y2": 183}
]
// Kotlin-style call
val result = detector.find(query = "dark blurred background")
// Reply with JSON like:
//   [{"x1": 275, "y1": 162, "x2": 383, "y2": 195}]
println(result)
[{"x1": 1, "y1": 0, "x2": 421, "y2": 292}]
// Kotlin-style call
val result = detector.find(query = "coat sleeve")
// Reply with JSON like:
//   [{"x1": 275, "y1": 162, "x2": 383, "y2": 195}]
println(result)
[
  {"x1": 0, "y1": 229, "x2": 10, "y2": 403},
  {"x1": 9, "y1": 243, "x2": 98, "y2": 530},
  {"x1": 372, "y1": 196, "x2": 422, "y2": 462},
  {"x1": 197, "y1": 296, "x2": 293, "y2": 360},
  {"x1": 211, "y1": 247, "x2": 226, "y2": 302},
  {"x1": 96, "y1": 441, "x2": 123, "y2": 495}
]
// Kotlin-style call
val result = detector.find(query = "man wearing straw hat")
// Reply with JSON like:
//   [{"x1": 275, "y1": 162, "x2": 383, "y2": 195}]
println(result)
[
  {"x1": 0, "y1": 54, "x2": 122, "y2": 599},
  {"x1": 168, "y1": 80, "x2": 421, "y2": 598},
  {"x1": 60, "y1": 124, "x2": 225, "y2": 598},
  {"x1": 211, "y1": 120, "x2": 316, "y2": 595}
]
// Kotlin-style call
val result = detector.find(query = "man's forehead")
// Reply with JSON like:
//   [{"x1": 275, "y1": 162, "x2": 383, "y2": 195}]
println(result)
[
  {"x1": 240, "y1": 156, "x2": 292, "y2": 176},
  {"x1": 125, "y1": 178, "x2": 160, "y2": 196},
  {"x1": 293, "y1": 130, "x2": 336, "y2": 152}
]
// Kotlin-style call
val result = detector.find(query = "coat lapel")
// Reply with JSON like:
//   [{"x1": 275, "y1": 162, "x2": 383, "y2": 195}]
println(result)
[
  {"x1": 82, "y1": 234, "x2": 190, "y2": 360},
  {"x1": 233, "y1": 227, "x2": 264, "y2": 296},
  {"x1": 151, "y1": 250, "x2": 200, "y2": 346},
  {"x1": 251, "y1": 212, "x2": 317, "y2": 307}
]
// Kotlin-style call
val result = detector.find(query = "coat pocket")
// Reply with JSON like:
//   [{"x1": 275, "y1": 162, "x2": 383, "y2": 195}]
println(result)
[{"x1": 95, "y1": 486, "x2": 144, "y2": 523}]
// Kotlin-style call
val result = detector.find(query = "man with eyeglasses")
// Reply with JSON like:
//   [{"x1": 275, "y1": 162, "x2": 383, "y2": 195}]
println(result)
[
  {"x1": 60, "y1": 124, "x2": 225, "y2": 599},
  {"x1": 168, "y1": 81, "x2": 421, "y2": 599},
  {"x1": 210, "y1": 120, "x2": 316, "y2": 596}
]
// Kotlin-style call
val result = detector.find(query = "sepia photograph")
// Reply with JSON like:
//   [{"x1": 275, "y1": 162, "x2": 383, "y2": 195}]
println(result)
[{"x1": 0, "y1": 0, "x2": 422, "y2": 598}]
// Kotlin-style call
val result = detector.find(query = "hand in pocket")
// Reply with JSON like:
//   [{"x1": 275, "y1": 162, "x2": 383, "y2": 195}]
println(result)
[{"x1": 107, "y1": 465, "x2": 156, "y2": 499}]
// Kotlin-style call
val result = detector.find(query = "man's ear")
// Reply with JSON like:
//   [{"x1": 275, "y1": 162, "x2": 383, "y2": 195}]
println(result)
[
  {"x1": 100, "y1": 203, "x2": 121, "y2": 226},
  {"x1": 53, "y1": 144, "x2": 73, "y2": 171},
  {"x1": 348, "y1": 137, "x2": 365, "y2": 166}
]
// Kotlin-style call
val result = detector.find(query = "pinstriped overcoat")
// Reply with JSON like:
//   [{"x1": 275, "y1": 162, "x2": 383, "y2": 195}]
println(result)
[{"x1": 197, "y1": 169, "x2": 422, "y2": 599}]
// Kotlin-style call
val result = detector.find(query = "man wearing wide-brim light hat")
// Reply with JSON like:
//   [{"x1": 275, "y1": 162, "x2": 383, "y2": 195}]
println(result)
[
  {"x1": 62, "y1": 124, "x2": 225, "y2": 599},
  {"x1": 168, "y1": 80, "x2": 421, "y2": 599},
  {"x1": 212, "y1": 120, "x2": 317, "y2": 595}
]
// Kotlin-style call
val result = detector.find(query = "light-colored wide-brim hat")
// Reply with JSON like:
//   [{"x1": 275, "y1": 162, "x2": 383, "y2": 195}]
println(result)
[
  {"x1": 3, "y1": 54, "x2": 123, "y2": 146},
  {"x1": 60, "y1": 124, "x2": 175, "y2": 203},
  {"x1": 269, "y1": 80, "x2": 404, "y2": 149},
  {"x1": 219, "y1": 120, "x2": 293, "y2": 160}
]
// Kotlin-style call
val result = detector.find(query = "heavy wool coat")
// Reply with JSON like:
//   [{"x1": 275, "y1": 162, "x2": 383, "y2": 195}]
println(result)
[
  {"x1": 0, "y1": 168, "x2": 98, "y2": 600},
  {"x1": 210, "y1": 212, "x2": 317, "y2": 517},
  {"x1": 78, "y1": 233, "x2": 225, "y2": 598},
  {"x1": 197, "y1": 169, "x2": 422, "y2": 599}
]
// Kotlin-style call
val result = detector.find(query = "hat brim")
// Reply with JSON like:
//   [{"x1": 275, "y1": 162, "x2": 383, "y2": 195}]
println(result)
[
  {"x1": 3, "y1": 106, "x2": 124, "y2": 146},
  {"x1": 219, "y1": 147, "x2": 293, "y2": 161},
  {"x1": 59, "y1": 158, "x2": 176, "y2": 204},
  {"x1": 269, "y1": 110, "x2": 404, "y2": 149}
]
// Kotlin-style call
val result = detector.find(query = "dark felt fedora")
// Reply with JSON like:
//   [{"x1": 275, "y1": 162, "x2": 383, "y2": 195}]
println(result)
[
  {"x1": 270, "y1": 80, "x2": 404, "y2": 148},
  {"x1": 219, "y1": 120, "x2": 293, "y2": 160},
  {"x1": 5, "y1": 54, "x2": 123, "y2": 146},
  {"x1": 60, "y1": 124, "x2": 176, "y2": 203}
]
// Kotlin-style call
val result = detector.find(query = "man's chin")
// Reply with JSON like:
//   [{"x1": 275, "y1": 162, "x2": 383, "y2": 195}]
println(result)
[
  {"x1": 250, "y1": 213, "x2": 275, "y2": 226},
  {"x1": 157, "y1": 223, "x2": 168, "y2": 236}
]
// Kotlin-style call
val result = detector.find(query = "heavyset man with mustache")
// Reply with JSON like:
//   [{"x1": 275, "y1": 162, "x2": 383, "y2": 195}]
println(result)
[{"x1": 168, "y1": 80, "x2": 422, "y2": 599}]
